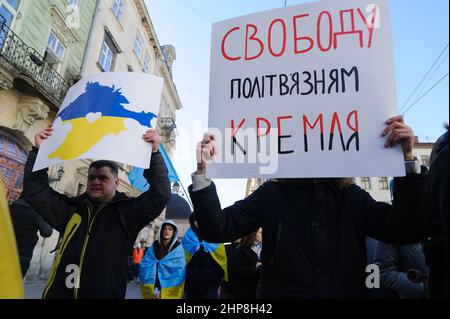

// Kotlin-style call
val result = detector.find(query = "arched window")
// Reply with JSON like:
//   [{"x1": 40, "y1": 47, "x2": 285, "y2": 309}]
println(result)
[{"x1": 0, "y1": 128, "x2": 27, "y2": 202}]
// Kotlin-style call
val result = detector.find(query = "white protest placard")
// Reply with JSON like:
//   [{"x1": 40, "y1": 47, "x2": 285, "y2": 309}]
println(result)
[
  {"x1": 207, "y1": 0, "x2": 405, "y2": 178},
  {"x1": 33, "y1": 72, "x2": 163, "y2": 171}
]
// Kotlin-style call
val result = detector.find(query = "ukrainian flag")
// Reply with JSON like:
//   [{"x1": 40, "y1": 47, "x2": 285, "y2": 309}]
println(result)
[
  {"x1": 139, "y1": 243, "x2": 186, "y2": 299},
  {"x1": 128, "y1": 144, "x2": 179, "y2": 192},
  {"x1": 182, "y1": 227, "x2": 228, "y2": 282},
  {"x1": 0, "y1": 176, "x2": 24, "y2": 298}
]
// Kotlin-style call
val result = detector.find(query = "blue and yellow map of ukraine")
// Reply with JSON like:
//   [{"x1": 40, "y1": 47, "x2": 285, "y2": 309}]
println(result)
[{"x1": 49, "y1": 82, "x2": 157, "y2": 160}]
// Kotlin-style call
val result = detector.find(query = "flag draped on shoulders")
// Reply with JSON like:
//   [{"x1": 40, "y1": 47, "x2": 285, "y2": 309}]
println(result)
[
  {"x1": 139, "y1": 243, "x2": 186, "y2": 299},
  {"x1": 182, "y1": 227, "x2": 228, "y2": 281}
]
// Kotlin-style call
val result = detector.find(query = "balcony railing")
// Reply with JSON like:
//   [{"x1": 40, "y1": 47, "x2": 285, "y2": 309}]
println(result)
[{"x1": 0, "y1": 15, "x2": 70, "y2": 104}]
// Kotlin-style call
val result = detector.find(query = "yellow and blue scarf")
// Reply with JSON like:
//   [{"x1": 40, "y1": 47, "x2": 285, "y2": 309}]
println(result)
[
  {"x1": 139, "y1": 243, "x2": 186, "y2": 299},
  {"x1": 182, "y1": 227, "x2": 228, "y2": 281}
]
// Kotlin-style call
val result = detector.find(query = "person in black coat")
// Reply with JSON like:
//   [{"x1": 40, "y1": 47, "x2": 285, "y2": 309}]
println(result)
[
  {"x1": 183, "y1": 215, "x2": 225, "y2": 299},
  {"x1": 220, "y1": 240, "x2": 239, "y2": 299},
  {"x1": 21, "y1": 126, "x2": 170, "y2": 299},
  {"x1": 189, "y1": 115, "x2": 430, "y2": 298},
  {"x1": 424, "y1": 128, "x2": 449, "y2": 298},
  {"x1": 230, "y1": 228, "x2": 262, "y2": 299},
  {"x1": 9, "y1": 198, "x2": 53, "y2": 277}
]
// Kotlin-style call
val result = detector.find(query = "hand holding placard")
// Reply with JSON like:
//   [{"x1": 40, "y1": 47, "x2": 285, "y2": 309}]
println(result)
[
  {"x1": 382, "y1": 115, "x2": 415, "y2": 161},
  {"x1": 34, "y1": 125, "x2": 54, "y2": 148},
  {"x1": 196, "y1": 133, "x2": 217, "y2": 175}
]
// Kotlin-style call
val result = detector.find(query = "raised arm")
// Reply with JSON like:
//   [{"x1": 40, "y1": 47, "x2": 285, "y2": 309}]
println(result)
[
  {"x1": 123, "y1": 128, "x2": 171, "y2": 234},
  {"x1": 188, "y1": 133, "x2": 263, "y2": 243},
  {"x1": 365, "y1": 115, "x2": 430, "y2": 243},
  {"x1": 21, "y1": 125, "x2": 73, "y2": 232}
]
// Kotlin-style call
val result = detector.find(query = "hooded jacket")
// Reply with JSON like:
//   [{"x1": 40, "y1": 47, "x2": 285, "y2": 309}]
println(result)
[
  {"x1": 140, "y1": 220, "x2": 185, "y2": 299},
  {"x1": 21, "y1": 148, "x2": 171, "y2": 299},
  {"x1": 154, "y1": 220, "x2": 180, "y2": 259}
]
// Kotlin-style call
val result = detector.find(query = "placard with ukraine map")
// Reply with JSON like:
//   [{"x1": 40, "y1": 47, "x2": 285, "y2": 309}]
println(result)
[{"x1": 33, "y1": 72, "x2": 164, "y2": 171}]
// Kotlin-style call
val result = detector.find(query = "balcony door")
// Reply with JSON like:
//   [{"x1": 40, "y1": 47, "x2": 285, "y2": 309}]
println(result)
[{"x1": 0, "y1": 0, "x2": 20, "y2": 49}]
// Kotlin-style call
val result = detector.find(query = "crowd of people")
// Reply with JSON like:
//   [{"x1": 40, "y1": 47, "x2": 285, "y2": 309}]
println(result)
[{"x1": 0, "y1": 116, "x2": 448, "y2": 299}]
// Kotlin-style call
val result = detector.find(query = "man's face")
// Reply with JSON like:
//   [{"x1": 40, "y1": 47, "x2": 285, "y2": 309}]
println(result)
[
  {"x1": 162, "y1": 225, "x2": 175, "y2": 242},
  {"x1": 86, "y1": 166, "x2": 119, "y2": 202}
]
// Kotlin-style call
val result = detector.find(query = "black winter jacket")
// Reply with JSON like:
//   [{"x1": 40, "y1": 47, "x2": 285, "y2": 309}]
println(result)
[
  {"x1": 22, "y1": 148, "x2": 170, "y2": 299},
  {"x1": 230, "y1": 246, "x2": 261, "y2": 299},
  {"x1": 10, "y1": 198, "x2": 53, "y2": 276},
  {"x1": 185, "y1": 249, "x2": 224, "y2": 294},
  {"x1": 189, "y1": 172, "x2": 429, "y2": 298},
  {"x1": 425, "y1": 130, "x2": 449, "y2": 298}
]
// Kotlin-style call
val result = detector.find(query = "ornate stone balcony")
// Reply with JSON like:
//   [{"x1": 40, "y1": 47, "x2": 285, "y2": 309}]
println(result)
[{"x1": 0, "y1": 15, "x2": 70, "y2": 106}]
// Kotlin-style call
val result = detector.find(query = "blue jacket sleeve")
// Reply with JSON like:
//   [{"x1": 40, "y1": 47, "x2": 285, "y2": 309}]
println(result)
[{"x1": 375, "y1": 241, "x2": 425, "y2": 298}]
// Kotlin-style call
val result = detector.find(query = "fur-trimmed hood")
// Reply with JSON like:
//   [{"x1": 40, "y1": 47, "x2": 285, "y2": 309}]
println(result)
[{"x1": 157, "y1": 219, "x2": 179, "y2": 252}]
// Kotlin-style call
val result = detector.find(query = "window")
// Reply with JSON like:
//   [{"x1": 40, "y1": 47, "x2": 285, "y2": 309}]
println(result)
[
  {"x1": 112, "y1": 0, "x2": 124, "y2": 22},
  {"x1": 143, "y1": 52, "x2": 150, "y2": 72},
  {"x1": 134, "y1": 32, "x2": 143, "y2": 59},
  {"x1": 4, "y1": 168, "x2": 13, "y2": 178},
  {"x1": 6, "y1": 0, "x2": 20, "y2": 10},
  {"x1": 361, "y1": 177, "x2": 371, "y2": 190},
  {"x1": 420, "y1": 155, "x2": 430, "y2": 168},
  {"x1": 378, "y1": 177, "x2": 389, "y2": 190},
  {"x1": 67, "y1": 0, "x2": 77, "y2": 6},
  {"x1": 7, "y1": 140, "x2": 15, "y2": 155},
  {"x1": 0, "y1": 0, "x2": 20, "y2": 46},
  {"x1": 98, "y1": 31, "x2": 119, "y2": 72},
  {"x1": 0, "y1": 5, "x2": 14, "y2": 27},
  {"x1": 46, "y1": 31, "x2": 66, "y2": 61},
  {"x1": 15, "y1": 174, "x2": 23, "y2": 188},
  {"x1": 99, "y1": 41, "x2": 113, "y2": 71},
  {"x1": 18, "y1": 149, "x2": 27, "y2": 162}
]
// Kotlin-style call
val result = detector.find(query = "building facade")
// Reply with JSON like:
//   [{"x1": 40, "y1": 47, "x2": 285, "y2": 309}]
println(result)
[
  {"x1": 0, "y1": 0, "x2": 97, "y2": 281},
  {"x1": 1, "y1": 0, "x2": 96, "y2": 201},
  {"x1": 1, "y1": 0, "x2": 182, "y2": 280}
]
